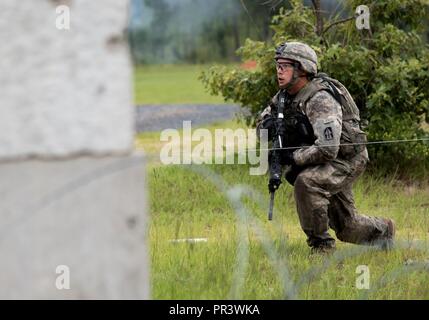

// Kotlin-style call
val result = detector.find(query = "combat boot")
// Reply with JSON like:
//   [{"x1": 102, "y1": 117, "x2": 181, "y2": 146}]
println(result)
[
  {"x1": 310, "y1": 242, "x2": 336, "y2": 255},
  {"x1": 380, "y1": 218, "x2": 396, "y2": 251}
]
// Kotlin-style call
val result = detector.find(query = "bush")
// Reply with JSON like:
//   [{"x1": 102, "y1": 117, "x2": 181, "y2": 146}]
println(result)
[{"x1": 200, "y1": 0, "x2": 429, "y2": 178}]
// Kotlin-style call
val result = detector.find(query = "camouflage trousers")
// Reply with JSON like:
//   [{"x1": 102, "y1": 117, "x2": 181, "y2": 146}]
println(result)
[{"x1": 294, "y1": 150, "x2": 389, "y2": 248}]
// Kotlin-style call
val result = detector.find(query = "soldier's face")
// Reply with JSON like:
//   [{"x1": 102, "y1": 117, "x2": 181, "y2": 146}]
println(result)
[{"x1": 276, "y1": 58, "x2": 295, "y2": 89}]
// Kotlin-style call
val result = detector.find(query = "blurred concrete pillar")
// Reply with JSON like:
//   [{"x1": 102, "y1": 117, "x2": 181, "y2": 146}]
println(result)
[{"x1": 0, "y1": 0, "x2": 149, "y2": 299}]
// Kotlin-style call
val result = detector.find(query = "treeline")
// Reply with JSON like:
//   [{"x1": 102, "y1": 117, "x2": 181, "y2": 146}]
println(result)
[
  {"x1": 129, "y1": 0, "x2": 429, "y2": 65},
  {"x1": 129, "y1": 0, "x2": 284, "y2": 64}
]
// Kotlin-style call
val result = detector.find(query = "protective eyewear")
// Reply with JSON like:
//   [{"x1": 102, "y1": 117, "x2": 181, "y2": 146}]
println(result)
[{"x1": 275, "y1": 61, "x2": 295, "y2": 72}]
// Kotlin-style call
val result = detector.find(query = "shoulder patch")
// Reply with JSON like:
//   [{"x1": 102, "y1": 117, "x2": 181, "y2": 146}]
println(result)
[{"x1": 324, "y1": 127, "x2": 334, "y2": 140}]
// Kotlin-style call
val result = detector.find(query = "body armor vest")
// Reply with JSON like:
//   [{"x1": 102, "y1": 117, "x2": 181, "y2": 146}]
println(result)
[{"x1": 271, "y1": 73, "x2": 367, "y2": 159}]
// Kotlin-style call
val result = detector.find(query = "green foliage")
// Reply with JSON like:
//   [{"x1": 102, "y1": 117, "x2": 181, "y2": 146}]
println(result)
[
  {"x1": 349, "y1": 0, "x2": 429, "y2": 33},
  {"x1": 201, "y1": 0, "x2": 429, "y2": 176}
]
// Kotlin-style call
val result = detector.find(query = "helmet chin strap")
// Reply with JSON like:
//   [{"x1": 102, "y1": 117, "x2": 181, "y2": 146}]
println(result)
[{"x1": 283, "y1": 67, "x2": 301, "y2": 91}]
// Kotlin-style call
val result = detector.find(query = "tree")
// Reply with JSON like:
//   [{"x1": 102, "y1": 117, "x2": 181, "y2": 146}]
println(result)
[{"x1": 201, "y1": 0, "x2": 429, "y2": 177}]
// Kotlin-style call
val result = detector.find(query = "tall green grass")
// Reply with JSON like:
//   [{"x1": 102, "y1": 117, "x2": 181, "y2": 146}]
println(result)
[{"x1": 148, "y1": 163, "x2": 429, "y2": 299}]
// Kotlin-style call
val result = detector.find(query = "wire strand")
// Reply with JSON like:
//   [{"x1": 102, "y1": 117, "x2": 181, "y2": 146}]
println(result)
[
  {"x1": 249, "y1": 137, "x2": 429, "y2": 153},
  {"x1": 144, "y1": 137, "x2": 429, "y2": 156}
]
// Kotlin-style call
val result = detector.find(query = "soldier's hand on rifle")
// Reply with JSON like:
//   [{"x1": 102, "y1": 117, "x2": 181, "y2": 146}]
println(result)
[
  {"x1": 268, "y1": 173, "x2": 282, "y2": 193},
  {"x1": 282, "y1": 149, "x2": 296, "y2": 166},
  {"x1": 258, "y1": 116, "x2": 276, "y2": 140}
]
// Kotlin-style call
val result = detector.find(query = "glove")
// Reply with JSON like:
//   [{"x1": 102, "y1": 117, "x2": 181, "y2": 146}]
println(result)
[
  {"x1": 282, "y1": 150, "x2": 296, "y2": 166},
  {"x1": 285, "y1": 165, "x2": 303, "y2": 186},
  {"x1": 259, "y1": 116, "x2": 276, "y2": 139},
  {"x1": 268, "y1": 173, "x2": 282, "y2": 193}
]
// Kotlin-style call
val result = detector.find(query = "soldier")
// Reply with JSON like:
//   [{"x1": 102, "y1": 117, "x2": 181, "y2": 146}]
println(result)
[{"x1": 256, "y1": 42, "x2": 395, "y2": 253}]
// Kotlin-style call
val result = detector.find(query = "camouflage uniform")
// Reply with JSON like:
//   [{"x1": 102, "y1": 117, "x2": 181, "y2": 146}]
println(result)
[{"x1": 257, "y1": 42, "x2": 392, "y2": 250}]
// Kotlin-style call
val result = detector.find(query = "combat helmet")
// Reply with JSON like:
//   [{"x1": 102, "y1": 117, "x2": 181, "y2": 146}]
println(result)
[{"x1": 275, "y1": 42, "x2": 318, "y2": 75}]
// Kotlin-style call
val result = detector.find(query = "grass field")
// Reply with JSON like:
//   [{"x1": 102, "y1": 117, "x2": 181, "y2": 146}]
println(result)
[
  {"x1": 136, "y1": 121, "x2": 429, "y2": 300},
  {"x1": 136, "y1": 64, "x2": 429, "y2": 300},
  {"x1": 134, "y1": 64, "x2": 227, "y2": 105}
]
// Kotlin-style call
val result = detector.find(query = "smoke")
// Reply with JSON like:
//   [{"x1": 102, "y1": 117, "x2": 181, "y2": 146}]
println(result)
[
  {"x1": 129, "y1": 0, "x2": 245, "y2": 63},
  {"x1": 129, "y1": 0, "x2": 345, "y2": 64},
  {"x1": 129, "y1": 0, "x2": 153, "y2": 29},
  {"x1": 130, "y1": 0, "x2": 240, "y2": 33},
  {"x1": 166, "y1": 0, "x2": 241, "y2": 34}
]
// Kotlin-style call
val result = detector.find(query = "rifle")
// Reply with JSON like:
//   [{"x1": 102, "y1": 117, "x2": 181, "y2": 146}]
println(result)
[
  {"x1": 267, "y1": 91, "x2": 286, "y2": 220},
  {"x1": 267, "y1": 91, "x2": 315, "y2": 220}
]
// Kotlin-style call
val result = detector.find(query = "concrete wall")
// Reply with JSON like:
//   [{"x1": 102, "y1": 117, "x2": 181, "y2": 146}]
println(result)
[
  {"x1": 0, "y1": 155, "x2": 149, "y2": 299},
  {"x1": 0, "y1": 0, "x2": 134, "y2": 159},
  {"x1": 0, "y1": 0, "x2": 149, "y2": 299}
]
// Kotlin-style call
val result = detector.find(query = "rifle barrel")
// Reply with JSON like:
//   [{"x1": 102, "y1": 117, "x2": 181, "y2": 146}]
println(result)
[{"x1": 268, "y1": 191, "x2": 275, "y2": 220}]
